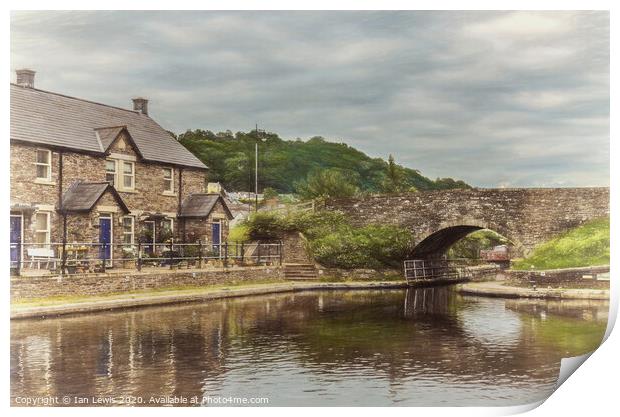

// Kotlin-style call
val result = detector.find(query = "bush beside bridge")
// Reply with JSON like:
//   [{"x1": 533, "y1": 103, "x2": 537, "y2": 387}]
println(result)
[{"x1": 236, "y1": 211, "x2": 414, "y2": 269}]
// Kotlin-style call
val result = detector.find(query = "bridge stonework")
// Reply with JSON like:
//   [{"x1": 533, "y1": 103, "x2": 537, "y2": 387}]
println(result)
[{"x1": 325, "y1": 188, "x2": 609, "y2": 258}]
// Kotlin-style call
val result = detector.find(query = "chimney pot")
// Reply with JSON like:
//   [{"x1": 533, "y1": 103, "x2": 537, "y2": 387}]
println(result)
[
  {"x1": 132, "y1": 97, "x2": 149, "y2": 116},
  {"x1": 16, "y1": 69, "x2": 35, "y2": 88}
]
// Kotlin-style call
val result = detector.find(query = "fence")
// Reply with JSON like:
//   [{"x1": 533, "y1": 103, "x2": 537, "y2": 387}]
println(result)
[
  {"x1": 10, "y1": 240, "x2": 283, "y2": 276},
  {"x1": 267, "y1": 199, "x2": 321, "y2": 215},
  {"x1": 403, "y1": 259, "x2": 473, "y2": 284}
]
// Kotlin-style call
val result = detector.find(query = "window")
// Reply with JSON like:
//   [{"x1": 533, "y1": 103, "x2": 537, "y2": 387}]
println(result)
[
  {"x1": 122, "y1": 216, "x2": 134, "y2": 245},
  {"x1": 34, "y1": 212, "x2": 50, "y2": 247},
  {"x1": 105, "y1": 159, "x2": 116, "y2": 186},
  {"x1": 162, "y1": 218, "x2": 174, "y2": 233},
  {"x1": 35, "y1": 149, "x2": 51, "y2": 180},
  {"x1": 163, "y1": 168, "x2": 174, "y2": 193},
  {"x1": 122, "y1": 161, "x2": 135, "y2": 190}
]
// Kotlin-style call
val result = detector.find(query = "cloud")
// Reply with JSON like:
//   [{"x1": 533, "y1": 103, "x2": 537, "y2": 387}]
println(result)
[{"x1": 10, "y1": 11, "x2": 609, "y2": 187}]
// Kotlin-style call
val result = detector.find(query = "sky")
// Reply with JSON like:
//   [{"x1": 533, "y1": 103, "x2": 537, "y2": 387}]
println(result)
[{"x1": 10, "y1": 11, "x2": 609, "y2": 188}]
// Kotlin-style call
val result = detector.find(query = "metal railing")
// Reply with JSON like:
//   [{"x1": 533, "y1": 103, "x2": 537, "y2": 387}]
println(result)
[
  {"x1": 9, "y1": 240, "x2": 283, "y2": 276},
  {"x1": 403, "y1": 259, "x2": 473, "y2": 283}
]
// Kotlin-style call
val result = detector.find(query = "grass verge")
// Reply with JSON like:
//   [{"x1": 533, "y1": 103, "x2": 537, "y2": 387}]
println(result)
[{"x1": 512, "y1": 218, "x2": 609, "y2": 270}]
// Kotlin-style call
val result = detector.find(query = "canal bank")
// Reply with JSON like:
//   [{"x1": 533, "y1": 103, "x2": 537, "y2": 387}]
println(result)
[
  {"x1": 457, "y1": 281, "x2": 609, "y2": 300},
  {"x1": 11, "y1": 280, "x2": 415, "y2": 320}
]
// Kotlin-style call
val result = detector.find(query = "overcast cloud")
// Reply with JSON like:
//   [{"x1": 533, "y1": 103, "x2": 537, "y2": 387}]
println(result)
[{"x1": 11, "y1": 11, "x2": 609, "y2": 187}]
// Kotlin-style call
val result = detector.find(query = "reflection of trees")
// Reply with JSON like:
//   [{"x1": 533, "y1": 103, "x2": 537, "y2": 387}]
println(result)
[
  {"x1": 505, "y1": 298, "x2": 608, "y2": 358},
  {"x1": 10, "y1": 289, "x2": 609, "y2": 404}
]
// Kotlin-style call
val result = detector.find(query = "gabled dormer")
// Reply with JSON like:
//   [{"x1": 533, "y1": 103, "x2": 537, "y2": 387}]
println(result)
[{"x1": 96, "y1": 126, "x2": 141, "y2": 193}]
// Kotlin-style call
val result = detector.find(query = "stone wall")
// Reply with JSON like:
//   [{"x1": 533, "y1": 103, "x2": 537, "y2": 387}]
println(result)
[
  {"x1": 326, "y1": 188, "x2": 609, "y2": 257},
  {"x1": 504, "y1": 266, "x2": 610, "y2": 289},
  {"x1": 317, "y1": 267, "x2": 401, "y2": 281},
  {"x1": 181, "y1": 169, "x2": 207, "y2": 197},
  {"x1": 11, "y1": 266, "x2": 283, "y2": 299},
  {"x1": 281, "y1": 232, "x2": 313, "y2": 263}
]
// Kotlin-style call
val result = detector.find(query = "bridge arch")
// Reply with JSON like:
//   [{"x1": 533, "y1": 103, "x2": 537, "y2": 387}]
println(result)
[{"x1": 410, "y1": 219, "x2": 525, "y2": 259}]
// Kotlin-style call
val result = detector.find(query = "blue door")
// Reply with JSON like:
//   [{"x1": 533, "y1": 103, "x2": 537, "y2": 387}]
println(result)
[
  {"x1": 10, "y1": 215, "x2": 22, "y2": 268},
  {"x1": 212, "y1": 221, "x2": 221, "y2": 255},
  {"x1": 99, "y1": 217, "x2": 112, "y2": 264}
]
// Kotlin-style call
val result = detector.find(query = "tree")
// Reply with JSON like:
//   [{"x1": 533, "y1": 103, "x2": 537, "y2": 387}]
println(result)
[
  {"x1": 262, "y1": 187, "x2": 279, "y2": 200},
  {"x1": 177, "y1": 128, "x2": 471, "y2": 193},
  {"x1": 295, "y1": 168, "x2": 359, "y2": 200},
  {"x1": 381, "y1": 154, "x2": 406, "y2": 194},
  {"x1": 447, "y1": 230, "x2": 509, "y2": 259},
  {"x1": 223, "y1": 152, "x2": 251, "y2": 191}
]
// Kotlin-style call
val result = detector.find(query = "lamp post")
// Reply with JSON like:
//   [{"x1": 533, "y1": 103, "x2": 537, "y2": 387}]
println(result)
[{"x1": 254, "y1": 124, "x2": 266, "y2": 211}]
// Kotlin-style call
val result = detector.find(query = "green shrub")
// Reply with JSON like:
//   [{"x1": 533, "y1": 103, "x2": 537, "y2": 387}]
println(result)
[
  {"x1": 282, "y1": 210, "x2": 349, "y2": 239},
  {"x1": 228, "y1": 224, "x2": 250, "y2": 243},
  {"x1": 242, "y1": 209, "x2": 413, "y2": 269},
  {"x1": 310, "y1": 225, "x2": 414, "y2": 269},
  {"x1": 245, "y1": 212, "x2": 287, "y2": 240}
]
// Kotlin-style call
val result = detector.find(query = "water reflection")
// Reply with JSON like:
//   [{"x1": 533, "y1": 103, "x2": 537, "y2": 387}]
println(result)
[{"x1": 11, "y1": 287, "x2": 608, "y2": 406}]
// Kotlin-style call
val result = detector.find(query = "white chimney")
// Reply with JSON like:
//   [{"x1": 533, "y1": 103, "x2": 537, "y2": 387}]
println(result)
[{"x1": 16, "y1": 69, "x2": 35, "y2": 88}]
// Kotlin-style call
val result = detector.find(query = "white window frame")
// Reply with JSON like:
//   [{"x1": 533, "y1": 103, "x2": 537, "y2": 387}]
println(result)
[
  {"x1": 121, "y1": 161, "x2": 135, "y2": 191},
  {"x1": 34, "y1": 211, "x2": 51, "y2": 248},
  {"x1": 163, "y1": 168, "x2": 174, "y2": 193},
  {"x1": 105, "y1": 159, "x2": 117, "y2": 186},
  {"x1": 122, "y1": 216, "x2": 134, "y2": 246},
  {"x1": 34, "y1": 149, "x2": 52, "y2": 181}
]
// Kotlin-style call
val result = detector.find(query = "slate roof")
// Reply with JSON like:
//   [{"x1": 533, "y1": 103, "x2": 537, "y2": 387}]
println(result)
[
  {"x1": 179, "y1": 194, "x2": 233, "y2": 219},
  {"x1": 95, "y1": 126, "x2": 127, "y2": 151},
  {"x1": 60, "y1": 182, "x2": 129, "y2": 213},
  {"x1": 10, "y1": 84, "x2": 207, "y2": 169}
]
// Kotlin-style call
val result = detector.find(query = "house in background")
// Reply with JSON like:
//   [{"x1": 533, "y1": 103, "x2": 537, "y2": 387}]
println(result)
[{"x1": 10, "y1": 69, "x2": 232, "y2": 271}]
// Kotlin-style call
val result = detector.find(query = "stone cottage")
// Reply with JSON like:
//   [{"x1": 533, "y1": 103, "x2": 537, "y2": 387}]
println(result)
[{"x1": 10, "y1": 69, "x2": 233, "y2": 270}]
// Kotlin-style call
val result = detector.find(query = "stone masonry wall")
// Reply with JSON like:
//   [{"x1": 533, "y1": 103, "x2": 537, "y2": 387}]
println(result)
[
  {"x1": 11, "y1": 266, "x2": 283, "y2": 299},
  {"x1": 504, "y1": 266, "x2": 610, "y2": 289},
  {"x1": 281, "y1": 232, "x2": 313, "y2": 263},
  {"x1": 326, "y1": 188, "x2": 609, "y2": 256}
]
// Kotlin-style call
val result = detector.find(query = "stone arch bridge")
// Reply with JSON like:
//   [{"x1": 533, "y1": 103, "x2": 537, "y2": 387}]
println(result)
[{"x1": 325, "y1": 188, "x2": 609, "y2": 259}]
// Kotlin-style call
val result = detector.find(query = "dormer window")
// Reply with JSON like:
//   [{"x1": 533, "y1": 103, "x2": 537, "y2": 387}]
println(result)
[{"x1": 163, "y1": 168, "x2": 174, "y2": 193}]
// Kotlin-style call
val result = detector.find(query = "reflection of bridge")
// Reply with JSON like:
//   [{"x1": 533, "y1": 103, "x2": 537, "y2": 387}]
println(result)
[{"x1": 326, "y1": 188, "x2": 609, "y2": 258}]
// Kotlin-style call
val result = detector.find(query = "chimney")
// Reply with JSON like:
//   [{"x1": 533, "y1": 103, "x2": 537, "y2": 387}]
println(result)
[
  {"x1": 132, "y1": 97, "x2": 149, "y2": 116},
  {"x1": 16, "y1": 69, "x2": 35, "y2": 88}
]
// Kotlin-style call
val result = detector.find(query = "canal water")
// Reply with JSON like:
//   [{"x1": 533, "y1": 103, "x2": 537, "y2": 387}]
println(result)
[{"x1": 11, "y1": 287, "x2": 608, "y2": 406}]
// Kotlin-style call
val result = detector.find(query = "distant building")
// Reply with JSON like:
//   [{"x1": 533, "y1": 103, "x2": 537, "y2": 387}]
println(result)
[{"x1": 480, "y1": 245, "x2": 511, "y2": 268}]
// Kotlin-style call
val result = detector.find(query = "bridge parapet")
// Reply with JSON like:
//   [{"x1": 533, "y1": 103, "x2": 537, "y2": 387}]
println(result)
[{"x1": 325, "y1": 187, "x2": 609, "y2": 257}]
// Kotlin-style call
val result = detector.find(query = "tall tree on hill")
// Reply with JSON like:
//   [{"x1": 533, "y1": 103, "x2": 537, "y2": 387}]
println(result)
[{"x1": 382, "y1": 154, "x2": 407, "y2": 194}]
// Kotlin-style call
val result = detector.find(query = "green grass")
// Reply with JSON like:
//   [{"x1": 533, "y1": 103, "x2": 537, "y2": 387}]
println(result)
[
  {"x1": 512, "y1": 218, "x2": 609, "y2": 270},
  {"x1": 12, "y1": 276, "x2": 405, "y2": 309},
  {"x1": 12, "y1": 279, "x2": 287, "y2": 308}
]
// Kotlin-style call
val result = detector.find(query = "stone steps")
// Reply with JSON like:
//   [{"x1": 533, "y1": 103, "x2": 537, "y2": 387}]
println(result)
[{"x1": 284, "y1": 263, "x2": 319, "y2": 281}]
